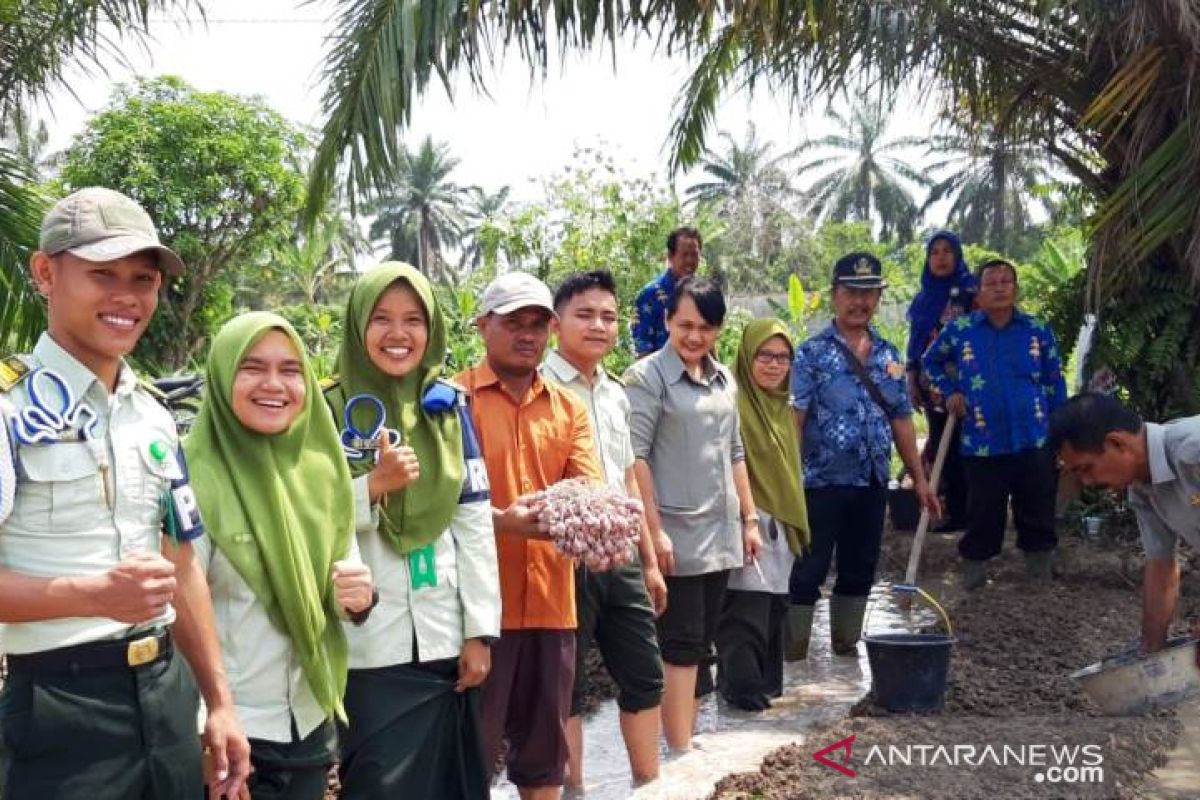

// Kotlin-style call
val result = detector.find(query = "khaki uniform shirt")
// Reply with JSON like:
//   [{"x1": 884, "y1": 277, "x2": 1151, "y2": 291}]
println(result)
[
  {"x1": 194, "y1": 531, "x2": 363, "y2": 742},
  {"x1": 1128, "y1": 418, "x2": 1200, "y2": 561},
  {"x1": 540, "y1": 350, "x2": 635, "y2": 494},
  {"x1": 0, "y1": 334, "x2": 186, "y2": 654}
]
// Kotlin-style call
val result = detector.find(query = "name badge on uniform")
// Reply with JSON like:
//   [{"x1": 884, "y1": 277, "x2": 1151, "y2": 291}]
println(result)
[{"x1": 409, "y1": 543, "x2": 437, "y2": 590}]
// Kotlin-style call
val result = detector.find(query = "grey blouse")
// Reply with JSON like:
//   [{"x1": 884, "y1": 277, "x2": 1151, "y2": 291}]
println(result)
[{"x1": 624, "y1": 346, "x2": 744, "y2": 576}]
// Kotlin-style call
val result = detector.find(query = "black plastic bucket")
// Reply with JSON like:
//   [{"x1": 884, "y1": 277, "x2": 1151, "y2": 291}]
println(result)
[{"x1": 864, "y1": 633, "x2": 955, "y2": 712}]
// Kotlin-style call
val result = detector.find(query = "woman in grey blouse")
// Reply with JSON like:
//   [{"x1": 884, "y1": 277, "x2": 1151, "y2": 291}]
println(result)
[{"x1": 624, "y1": 278, "x2": 762, "y2": 753}]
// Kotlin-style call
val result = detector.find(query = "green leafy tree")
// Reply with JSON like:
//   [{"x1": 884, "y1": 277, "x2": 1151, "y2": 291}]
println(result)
[
  {"x1": 58, "y1": 76, "x2": 306, "y2": 370},
  {"x1": 1, "y1": 1, "x2": 194, "y2": 349},
  {"x1": 794, "y1": 99, "x2": 928, "y2": 242},
  {"x1": 478, "y1": 147, "x2": 696, "y2": 372},
  {"x1": 308, "y1": 0, "x2": 1200, "y2": 414}
]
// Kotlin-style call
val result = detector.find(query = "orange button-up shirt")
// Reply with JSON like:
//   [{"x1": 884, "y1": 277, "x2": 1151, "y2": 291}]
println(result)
[{"x1": 456, "y1": 362, "x2": 602, "y2": 630}]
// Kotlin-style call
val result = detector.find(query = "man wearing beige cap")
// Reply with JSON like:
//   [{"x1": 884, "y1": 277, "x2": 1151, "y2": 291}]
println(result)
[
  {"x1": 0, "y1": 187, "x2": 250, "y2": 799},
  {"x1": 455, "y1": 272, "x2": 603, "y2": 799}
]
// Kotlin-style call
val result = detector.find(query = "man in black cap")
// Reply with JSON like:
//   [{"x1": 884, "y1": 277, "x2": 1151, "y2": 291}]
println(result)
[{"x1": 785, "y1": 252, "x2": 939, "y2": 660}]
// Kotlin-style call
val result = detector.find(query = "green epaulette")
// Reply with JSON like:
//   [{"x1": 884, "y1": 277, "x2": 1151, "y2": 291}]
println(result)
[
  {"x1": 320, "y1": 375, "x2": 341, "y2": 394},
  {"x1": 0, "y1": 355, "x2": 33, "y2": 393}
]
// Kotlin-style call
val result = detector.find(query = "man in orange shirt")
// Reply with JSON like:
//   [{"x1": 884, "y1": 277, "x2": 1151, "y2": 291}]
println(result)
[{"x1": 456, "y1": 272, "x2": 603, "y2": 799}]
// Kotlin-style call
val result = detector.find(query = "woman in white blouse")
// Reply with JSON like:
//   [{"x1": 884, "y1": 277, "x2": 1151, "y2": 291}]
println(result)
[
  {"x1": 324, "y1": 263, "x2": 501, "y2": 799},
  {"x1": 186, "y1": 312, "x2": 374, "y2": 800}
]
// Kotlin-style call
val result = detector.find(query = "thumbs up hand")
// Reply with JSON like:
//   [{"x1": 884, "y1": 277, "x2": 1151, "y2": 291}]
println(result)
[{"x1": 367, "y1": 431, "x2": 421, "y2": 503}]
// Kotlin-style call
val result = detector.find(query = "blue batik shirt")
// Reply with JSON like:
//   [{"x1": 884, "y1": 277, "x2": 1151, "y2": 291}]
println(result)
[
  {"x1": 631, "y1": 269, "x2": 677, "y2": 356},
  {"x1": 922, "y1": 310, "x2": 1067, "y2": 457},
  {"x1": 792, "y1": 322, "x2": 912, "y2": 488}
]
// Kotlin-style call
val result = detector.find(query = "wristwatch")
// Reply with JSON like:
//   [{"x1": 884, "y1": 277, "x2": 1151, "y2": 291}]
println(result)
[{"x1": 347, "y1": 588, "x2": 381, "y2": 627}]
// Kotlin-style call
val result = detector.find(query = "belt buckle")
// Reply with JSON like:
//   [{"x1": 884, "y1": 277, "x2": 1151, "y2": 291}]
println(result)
[{"x1": 127, "y1": 634, "x2": 160, "y2": 667}]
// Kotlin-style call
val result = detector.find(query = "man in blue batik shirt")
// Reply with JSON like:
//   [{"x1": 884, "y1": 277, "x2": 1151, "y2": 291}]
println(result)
[
  {"x1": 787, "y1": 252, "x2": 938, "y2": 661},
  {"x1": 631, "y1": 226, "x2": 702, "y2": 357},
  {"x1": 924, "y1": 258, "x2": 1067, "y2": 590}
]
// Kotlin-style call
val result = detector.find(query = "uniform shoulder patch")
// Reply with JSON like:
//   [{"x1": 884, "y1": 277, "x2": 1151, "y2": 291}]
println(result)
[
  {"x1": 138, "y1": 378, "x2": 169, "y2": 402},
  {"x1": 0, "y1": 355, "x2": 33, "y2": 393}
]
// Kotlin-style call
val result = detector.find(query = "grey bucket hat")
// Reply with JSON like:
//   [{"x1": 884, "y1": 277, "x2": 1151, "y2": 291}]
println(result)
[{"x1": 39, "y1": 187, "x2": 184, "y2": 276}]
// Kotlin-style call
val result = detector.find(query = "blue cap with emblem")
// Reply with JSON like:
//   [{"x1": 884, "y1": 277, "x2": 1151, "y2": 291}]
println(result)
[{"x1": 832, "y1": 251, "x2": 887, "y2": 289}]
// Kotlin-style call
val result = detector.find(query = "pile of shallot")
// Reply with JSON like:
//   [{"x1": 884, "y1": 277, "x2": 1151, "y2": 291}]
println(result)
[{"x1": 532, "y1": 478, "x2": 643, "y2": 571}]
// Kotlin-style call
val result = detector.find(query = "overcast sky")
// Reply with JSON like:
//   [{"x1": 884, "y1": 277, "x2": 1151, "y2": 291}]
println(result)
[{"x1": 38, "y1": 0, "x2": 939, "y2": 204}]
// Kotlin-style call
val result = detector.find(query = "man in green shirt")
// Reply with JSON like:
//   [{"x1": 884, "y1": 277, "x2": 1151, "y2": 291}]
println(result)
[
  {"x1": 0, "y1": 188, "x2": 250, "y2": 798},
  {"x1": 542, "y1": 270, "x2": 666, "y2": 789}
]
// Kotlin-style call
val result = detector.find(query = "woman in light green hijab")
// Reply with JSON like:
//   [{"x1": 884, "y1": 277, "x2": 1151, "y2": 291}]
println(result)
[
  {"x1": 716, "y1": 319, "x2": 810, "y2": 711},
  {"x1": 185, "y1": 312, "x2": 375, "y2": 800},
  {"x1": 327, "y1": 263, "x2": 500, "y2": 800}
]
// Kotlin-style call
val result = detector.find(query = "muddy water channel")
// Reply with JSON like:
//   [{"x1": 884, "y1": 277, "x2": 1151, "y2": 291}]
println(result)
[{"x1": 494, "y1": 584, "x2": 932, "y2": 799}]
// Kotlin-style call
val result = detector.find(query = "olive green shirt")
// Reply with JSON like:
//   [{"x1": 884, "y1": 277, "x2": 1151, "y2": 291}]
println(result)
[{"x1": 0, "y1": 334, "x2": 181, "y2": 654}]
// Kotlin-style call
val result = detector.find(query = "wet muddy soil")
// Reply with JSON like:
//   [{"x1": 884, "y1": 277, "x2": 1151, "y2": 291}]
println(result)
[{"x1": 710, "y1": 533, "x2": 1185, "y2": 800}]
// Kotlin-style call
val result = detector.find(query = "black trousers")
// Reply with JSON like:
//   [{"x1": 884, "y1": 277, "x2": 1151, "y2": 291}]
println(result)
[
  {"x1": 570, "y1": 560, "x2": 664, "y2": 716},
  {"x1": 716, "y1": 590, "x2": 787, "y2": 709},
  {"x1": 926, "y1": 408, "x2": 968, "y2": 525},
  {"x1": 0, "y1": 646, "x2": 202, "y2": 800},
  {"x1": 960, "y1": 448, "x2": 1058, "y2": 562},
  {"x1": 248, "y1": 718, "x2": 337, "y2": 800},
  {"x1": 788, "y1": 484, "x2": 888, "y2": 606}
]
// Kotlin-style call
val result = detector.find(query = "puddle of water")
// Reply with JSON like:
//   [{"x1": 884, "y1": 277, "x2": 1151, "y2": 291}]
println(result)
[{"x1": 493, "y1": 584, "x2": 934, "y2": 799}]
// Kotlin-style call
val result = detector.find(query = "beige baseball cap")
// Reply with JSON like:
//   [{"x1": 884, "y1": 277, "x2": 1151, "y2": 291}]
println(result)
[
  {"x1": 478, "y1": 271, "x2": 555, "y2": 317},
  {"x1": 39, "y1": 187, "x2": 185, "y2": 276}
]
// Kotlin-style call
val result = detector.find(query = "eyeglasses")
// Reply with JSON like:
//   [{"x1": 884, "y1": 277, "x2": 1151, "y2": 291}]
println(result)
[{"x1": 754, "y1": 351, "x2": 792, "y2": 366}]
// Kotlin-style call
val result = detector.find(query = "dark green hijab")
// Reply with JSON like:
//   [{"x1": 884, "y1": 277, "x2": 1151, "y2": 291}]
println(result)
[
  {"x1": 325, "y1": 262, "x2": 463, "y2": 554},
  {"x1": 185, "y1": 312, "x2": 353, "y2": 722}
]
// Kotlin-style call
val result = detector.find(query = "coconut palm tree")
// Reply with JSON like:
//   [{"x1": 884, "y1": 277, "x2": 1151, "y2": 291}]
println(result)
[
  {"x1": 458, "y1": 184, "x2": 511, "y2": 275},
  {"x1": 685, "y1": 122, "x2": 798, "y2": 208},
  {"x1": 686, "y1": 122, "x2": 800, "y2": 263},
  {"x1": 921, "y1": 123, "x2": 1055, "y2": 251},
  {"x1": 366, "y1": 136, "x2": 467, "y2": 283},
  {"x1": 793, "y1": 99, "x2": 927, "y2": 242},
  {"x1": 308, "y1": 0, "x2": 1200, "y2": 412}
]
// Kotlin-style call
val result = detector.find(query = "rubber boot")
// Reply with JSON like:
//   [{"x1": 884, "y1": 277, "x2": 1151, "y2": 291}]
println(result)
[
  {"x1": 961, "y1": 559, "x2": 988, "y2": 591},
  {"x1": 829, "y1": 595, "x2": 868, "y2": 656},
  {"x1": 1024, "y1": 550, "x2": 1054, "y2": 582},
  {"x1": 783, "y1": 604, "x2": 815, "y2": 662}
]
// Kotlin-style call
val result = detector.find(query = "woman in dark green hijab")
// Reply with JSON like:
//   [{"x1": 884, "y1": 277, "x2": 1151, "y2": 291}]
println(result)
[
  {"x1": 185, "y1": 312, "x2": 375, "y2": 800},
  {"x1": 327, "y1": 263, "x2": 500, "y2": 800},
  {"x1": 717, "y1": 319, "x2": 810, "y2": 711}
]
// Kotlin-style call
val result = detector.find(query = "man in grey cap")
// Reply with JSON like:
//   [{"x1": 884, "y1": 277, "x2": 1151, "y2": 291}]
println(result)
[
  {"x1": 455, "y1": 271, "x2": 604, "y2": 798},
  {"x1": 0, "y1": 187, "x2": 250, "y2": 799}
]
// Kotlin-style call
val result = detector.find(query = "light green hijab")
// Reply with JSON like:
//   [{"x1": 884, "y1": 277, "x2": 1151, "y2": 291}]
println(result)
[
  {"x1": 325, "y1": 262, "x2": 463, "y2": 554},
  {"x1": 734, "y1": 319, "x2": 811, "y2": 555},
  {"x1": 185, "y1": 312, "x2": 353, "y2": 722}
]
